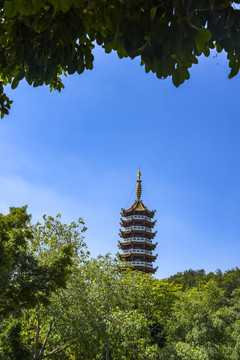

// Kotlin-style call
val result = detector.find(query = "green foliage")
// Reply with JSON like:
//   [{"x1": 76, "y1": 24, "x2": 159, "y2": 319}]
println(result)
[
  {"x1": 2, "y1": 207, "x2": 240, "y2": 359},
  {"x1": 13, "y1": 260, "x2": 240, "y2": 360},
  {"x1": 168, "y1": 267, "x2": 240, "y2": 297},
  {"x1": 163, "y1": 281, "x2": 235, "y2": 359},
  {"x1": 0, "y1": 0, "x2": 240, "y2": 116},
  {"x1": 2, "y1": 255, "x2": 178, "y2": 359},
  {"x1": 0, "y1": 207, "x2": 87, "y2": 359},
  {"x1": 0, "y1": 206, "x2": 87, "y2": 318},
  {"x1": 0, "y1": 320, "x2": 32, "y2": 360},
  {"x1": 168, "y1": 268, "x2": 209, "y2": 289}
]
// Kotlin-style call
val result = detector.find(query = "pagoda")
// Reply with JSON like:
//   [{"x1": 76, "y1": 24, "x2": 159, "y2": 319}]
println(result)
[{"x1": 118, "y1": 169, "x2": 158, "y2": 274}]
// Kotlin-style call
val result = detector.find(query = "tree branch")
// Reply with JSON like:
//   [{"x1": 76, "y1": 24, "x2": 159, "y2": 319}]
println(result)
[
  {"x1": 33, "y1": 306, "x2": 41, "y2": 360},
  {"x1": 37, "y1": 321, "x2": 53, "y2": 359},
  {"x1": 40, "y1": 341, "x2": 73, "y2": 359},
  {"x1": 38, "y1": 340, "x2": 73, "y2": 360}
]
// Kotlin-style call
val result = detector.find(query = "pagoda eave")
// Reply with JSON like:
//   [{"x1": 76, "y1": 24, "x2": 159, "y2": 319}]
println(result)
[
  {"x1": 119, "y1": 265, "x2": 158, "y2": 274},
  {"x1": 119, "y1": 231, "x2": 156, "y2": 239},
  {"x1": 121, "y1": 210, "x2": 155, "y2": 218},
  {"x1": 118, "y1": 240, "x2": 157, "y2": 250},
  {"x1": 121, "y1": 202, "x2": 156, "y2": 218},
  {"x1": 120, "y1": 219, "x2": 156, "y2": 228},
  {"x1": 118, "y1": 253, "x2": 157, "y2": 262}
]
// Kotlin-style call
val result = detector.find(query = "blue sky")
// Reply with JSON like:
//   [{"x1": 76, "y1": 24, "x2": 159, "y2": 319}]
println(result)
[{"x1": 0, "y1": 47, "x2": 240, "y2": 278}]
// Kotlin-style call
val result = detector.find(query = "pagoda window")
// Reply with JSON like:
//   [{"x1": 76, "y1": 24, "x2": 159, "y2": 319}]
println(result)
[
  {"x1": 132, "y1": 226, "x2": 145, "y2": 230},
  {"x1": 133, "y1": 215, "x2": 146, "y2": 220}
]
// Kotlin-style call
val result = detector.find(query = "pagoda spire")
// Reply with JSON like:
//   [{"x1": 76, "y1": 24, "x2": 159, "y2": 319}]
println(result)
[{"x1": 136, "y1": 167, "x2": 142, "y2": 201}]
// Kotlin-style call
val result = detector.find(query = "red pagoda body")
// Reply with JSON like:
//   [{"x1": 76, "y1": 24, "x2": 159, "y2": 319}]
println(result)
[{"x1": 118, "y1": 170, "x2": 158, "y2": 274}]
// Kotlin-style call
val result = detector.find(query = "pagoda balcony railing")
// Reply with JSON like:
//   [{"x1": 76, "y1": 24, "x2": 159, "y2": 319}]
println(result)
[
  {"x1": 129, "y1": 261, "x2": 153, "y2": 268},
  {"x1": 122, "y1": 237, "x2": 152, "y2": 244},
  {"x1": 125, "y1": 215, "x2": 152, "y2": 222},
  {"x1": 122, "y1": 249, "x2": 153, "y2": 255},
  {"x1": 123, "y1": 226, "x2": 152, "y2": 232}
]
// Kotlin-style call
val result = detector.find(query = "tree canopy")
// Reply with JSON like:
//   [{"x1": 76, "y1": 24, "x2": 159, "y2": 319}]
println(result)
[
  {"x1": 0, "y1": 206, "x2": 87, "y2": 321},
  {"x1": 0, "y1": 0, "x2": 240, "y2": 117},
  {"x1": 2, "y1": 206, "x2": 240, "y2": 359}
]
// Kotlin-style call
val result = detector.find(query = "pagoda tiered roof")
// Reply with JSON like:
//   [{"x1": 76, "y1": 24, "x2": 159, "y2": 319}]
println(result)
[
  {"x1": 118, "y1": 239, "x2": 158, "y2": 251},
  {"x1": 118, "y1": 251, "x2": 158, "y2": 262},
  {"x1": 120, "y1": 217, "x2": 157, "y2": 228},
  {"x1": 121, "y1": 200, "x2": 156, "y2": 218},
  {"x1": 119, "y1": 228, "x2": 157, "y2": 239}
]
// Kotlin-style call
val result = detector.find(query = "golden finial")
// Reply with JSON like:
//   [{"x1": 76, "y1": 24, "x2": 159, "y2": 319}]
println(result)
[
  {"x1": 136, "y1": 166, "x2": 142, "y2": 201},
  {"x1": 137, "y1": 166, "x2": 141, "y2": 180}
]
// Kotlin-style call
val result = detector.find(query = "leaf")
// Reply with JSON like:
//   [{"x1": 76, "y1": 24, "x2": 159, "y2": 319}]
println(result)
[
  {"x1": 4, "y1": 1, "x2": 18, "y2": 17},
  {"x1": 11, "y1": 78, "x2": 19, "y2": 89},
  {"x1": 195, "y1": 34, "x2": 205, "y2": 53},
  {"x1": 68, "y1": 58, "x2": 78, "y2": 74},
  {"x1": 59, "y1": 0, "x2": 72, "y2": 13},
  {"x1": 104, "y1": 42, "x2": 113, "y2": 54},
  {"x1": 77, "y1": 59, "x2": 84, "y2": 74},
  {"x1": 172, "y1": 69, "x2": 181, "y2": 87},
  {"x1": 17, "y1": 0, "x2": 42, "y2": 15},
  {"x1": 203, "y1": 47, "x2": 210, "y2": 57},
  {"x1": 228, "y1": 62, "x2": 239, "y2": 79},
  {"x1": 150, "y1": 7, "x2": 157, "y2": 22},
  {"x1": 216, "y1": 44, "x2": 223, "y2": 53},
  {"x1": 198, "y1": 28, "x2": 212, "y2": 42},
  {"x1": 15, "y1": 69, "x2": 25, "y2": 81},
  {"x1": 117, "y1": 47, "x2": 128, "y2": 58},
  {"x1": 195, "y1": 28, "x2": 212, "y2": 54},
  {"x1": 179, "y1": 67, "x2": 190, "y2": 81}
]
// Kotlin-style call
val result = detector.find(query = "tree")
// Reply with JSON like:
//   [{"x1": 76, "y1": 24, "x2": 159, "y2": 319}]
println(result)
[
  {"x1": 168, "y1": 267, "x2": 240, "y2": 297},
  {"x1": 162, "y1": 281, "x2": 236, "y2": 360},
  {"x1": 10, "y1": 255, "x2": 179, "y2": 360},
  {"x1": 0, "y1": 206, "x2": 87, "y2": 320},
  {"x1": 0, "y1": 0, "x2": 240, "y2": 117},
  {"x1": 0, "y1": 206, "x2": 87, "y2": 360},
  {"x1": 3, "y1": 233, "x2": 240, "y2": 360},
  {"x1": 168, "y1": 269, "x2": 209, "y2": 289},
  {"x1": 50, "y1": 256, "x2": 178, "y2": 359}
]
